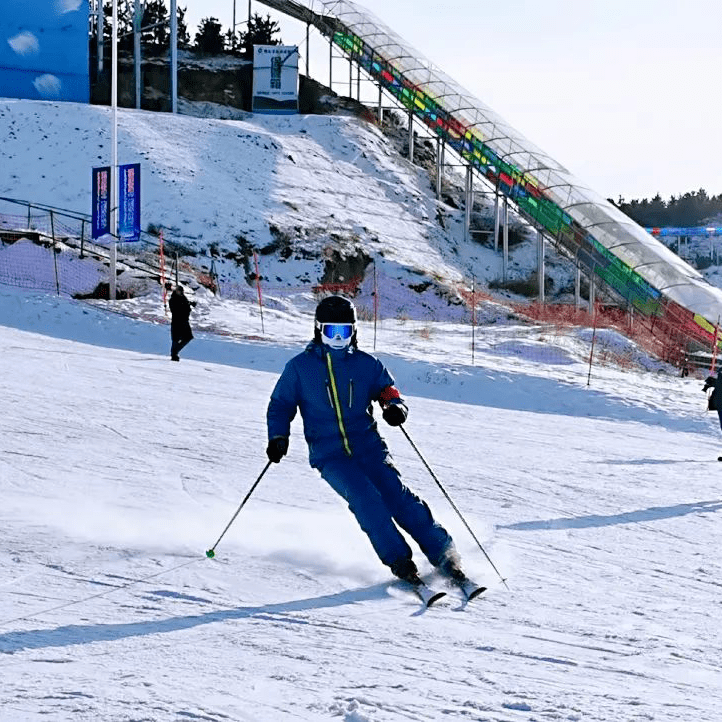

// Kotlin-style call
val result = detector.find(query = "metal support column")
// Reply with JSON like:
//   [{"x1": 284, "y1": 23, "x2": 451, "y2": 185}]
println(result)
[
  {"x1": 435, "y1": 137, "x2": 442, "y2": 200},
  {"x1": 493, "y1": 190, "x2": 499, "y2": 252},
  {"x1": 537, "y1": 229, "x2": 545, "y2": 303},
  {"x1": 110, "y1": 0, "x2": 118, "y2": 301},
  {"x1": 170, "y1": 0, "x2": 177, "y2": 113},
  {"x1": 575, "y1": 263, "x2": 581, "y2": 306},
  {"x1": 134, "y1": 0, "x2": 141, "y2": 109},
  {"x1": 502, "y1": 197, "x2": 509, "y2": 283},
  {"x1": 407, "y1": 108, "x2": 414, "y2": 162},
  {"x1": 464, "y1": 165, "x2": 473, "y2": 244},
  {"x1": 306, "y1": 23, "x2": 310, "y2": 75},
  {"x1": 98, "y1": 0, "x2": 104, "y2": 73},
  {"x1": 588, "y1": 276, "x2": 595, "y2": 312},
  {"x1": 51, "y1": 213, "x2": 59, "y2": 295}
]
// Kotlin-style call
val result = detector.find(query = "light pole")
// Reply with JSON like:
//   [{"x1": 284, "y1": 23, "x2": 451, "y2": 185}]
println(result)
[
  {"x1": 170, "y1": 0, "x2": 177, "y2": 112},
  {"x1": 110, "y1": 0, "x2": 118, "y2": 301},
  {"x1": 232, "y1": 0, "x2": 252, "y2": 50}
]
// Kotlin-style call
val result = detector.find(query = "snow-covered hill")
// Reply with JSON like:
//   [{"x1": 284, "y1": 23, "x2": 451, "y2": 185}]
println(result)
[{"x1": 0, "y1": 97, "x2": 567, "y2": 304}]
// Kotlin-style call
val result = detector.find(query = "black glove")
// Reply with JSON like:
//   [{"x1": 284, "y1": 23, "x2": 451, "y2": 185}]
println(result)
[
  {"x1": 704, "y1": 376, "x2": 716, "y2": 392},
  {"x1": 266, "y1": 436, "x2": 289, "y2": 463},
  {"x1": 382, "y1": 403, "x2": 407, "y2": 427}
]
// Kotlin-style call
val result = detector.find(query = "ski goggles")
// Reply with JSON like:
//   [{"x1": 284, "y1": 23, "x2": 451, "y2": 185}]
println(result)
[{"x1": 318, "y1": 322, "x2": 355, "y2": 340}]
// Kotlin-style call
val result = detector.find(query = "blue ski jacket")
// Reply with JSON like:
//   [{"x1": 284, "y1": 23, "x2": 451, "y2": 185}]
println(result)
[{"x1": 267, "y1": 341, "x2": 404, "y2": 468}]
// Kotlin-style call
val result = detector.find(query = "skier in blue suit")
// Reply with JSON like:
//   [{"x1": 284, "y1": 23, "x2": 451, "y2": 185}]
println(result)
[{"x1": 266, "y1": 295, "x2": 468, "y2": 587}]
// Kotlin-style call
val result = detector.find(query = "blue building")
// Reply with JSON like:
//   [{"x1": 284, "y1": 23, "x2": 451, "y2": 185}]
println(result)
[{"x1": 0, "y1": 0, "x2": 89, "y2": 103}]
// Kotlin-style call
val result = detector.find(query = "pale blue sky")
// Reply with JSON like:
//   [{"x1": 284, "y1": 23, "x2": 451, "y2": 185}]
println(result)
[{"x1": 183, "y1": 0, "x2": 722, "y2": 202}]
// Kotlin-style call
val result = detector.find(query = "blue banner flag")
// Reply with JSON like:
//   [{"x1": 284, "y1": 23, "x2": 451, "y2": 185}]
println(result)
[
  {"x1": 118, "y1": 163, "x2": 141, "y2": 241},
  {"x1": 91, "y1": 166, "x2": 111, "y2": 239}
]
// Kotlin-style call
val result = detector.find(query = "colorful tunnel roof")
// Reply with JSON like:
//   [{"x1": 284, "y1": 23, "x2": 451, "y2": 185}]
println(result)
[{"x1": 259, "y1": 0, "x2": 722, "y2": 327}]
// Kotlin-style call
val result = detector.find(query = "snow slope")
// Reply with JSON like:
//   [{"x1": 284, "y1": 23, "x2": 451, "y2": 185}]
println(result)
[
  {"x1": 1, "y1": 92, "x2": 721, "y2": 722},
  {"x1": 1, "y1": 286, "x2": 721, "y2": 722},
  {"x1": 0, "y1": 98, "x2": 507, "y2": 288}
]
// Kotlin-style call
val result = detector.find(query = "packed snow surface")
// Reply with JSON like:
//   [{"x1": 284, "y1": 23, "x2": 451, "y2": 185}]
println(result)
[{"x1": 1, "y1": 285, "x2": 721, "y2": 722}]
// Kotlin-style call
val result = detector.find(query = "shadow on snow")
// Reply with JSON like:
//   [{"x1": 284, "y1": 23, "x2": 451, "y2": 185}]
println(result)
[
  {"x1": 499, "y1": 499, "x2": 722, "y2": 532},
  {"x1": 0, "y1": 582, "x2": 395, "y2": 654}
]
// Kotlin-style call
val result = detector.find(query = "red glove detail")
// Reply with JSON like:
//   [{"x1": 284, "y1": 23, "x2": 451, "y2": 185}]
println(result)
[{"x1": 379, "y1": 385, "x2": 401, "y2": 404}]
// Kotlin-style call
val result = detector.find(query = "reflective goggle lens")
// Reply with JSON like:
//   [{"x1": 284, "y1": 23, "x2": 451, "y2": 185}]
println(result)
[{"x1": 321, "y1": 323, "x2": 354, "y2": 340}]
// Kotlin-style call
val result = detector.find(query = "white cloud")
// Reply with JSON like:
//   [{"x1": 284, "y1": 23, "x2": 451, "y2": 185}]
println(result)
[
  {"x1": 55, "y1": 0, "x2": 82, "y2": 13},
  {"x1": 7, "y1": 31, "x2": 40, "y2": 56},
  {"x1": 33, "y1": 74, "x2": 62, "y2": 98}
]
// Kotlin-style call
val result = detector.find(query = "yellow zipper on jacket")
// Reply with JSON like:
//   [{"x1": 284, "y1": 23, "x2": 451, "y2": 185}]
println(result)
[{"x1": 325, "y1": 351, "x2": 352, "y2": 456}]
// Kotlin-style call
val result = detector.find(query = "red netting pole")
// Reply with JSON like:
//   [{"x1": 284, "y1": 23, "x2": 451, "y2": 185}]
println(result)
[
  {"x1": 159, "y1": 230, "x2": 167, "y2": 313},
  {"x1": 471, "y1": 276, "x2": 476, "y2": 366},
  {"x1": 711, "y1": 319, "x2": 719, "y2": 374},
  {"x1": 254, "y1": 250, "x2": 265, "y2": 334},
  {"x1": 587, "y1": 301, "x2": 598, "y2": 387},
  {"x1": 373, "y1": 259, "x2": 378, "y2": 351}
]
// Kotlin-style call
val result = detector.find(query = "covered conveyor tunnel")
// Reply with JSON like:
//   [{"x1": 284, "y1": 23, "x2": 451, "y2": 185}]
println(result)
[{"x1": 259, "y1": 0, "x2": 722, "y2": 352}]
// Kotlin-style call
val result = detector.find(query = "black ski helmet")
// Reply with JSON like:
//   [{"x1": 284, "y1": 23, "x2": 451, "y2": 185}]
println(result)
[{"x1": 314, "y1": 295, "x2": 357, "y2": 346}]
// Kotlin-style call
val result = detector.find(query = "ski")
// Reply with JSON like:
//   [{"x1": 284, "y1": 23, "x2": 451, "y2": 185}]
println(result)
[{"x1": 410, "y1": 582, "x2": 446, "y2": 607}]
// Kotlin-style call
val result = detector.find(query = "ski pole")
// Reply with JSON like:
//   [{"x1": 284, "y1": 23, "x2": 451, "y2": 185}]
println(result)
[
  {"x1": 206, "y1": 460, "x2": 272, "y2": 558},
  {"x1": 400, "y1": 425, "x2": 509, "y2": 590}
]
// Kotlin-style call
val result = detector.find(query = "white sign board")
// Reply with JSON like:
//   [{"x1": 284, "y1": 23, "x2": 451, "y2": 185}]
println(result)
[{"x1": 252, "y1": 45, "x2": 299, "y2": 114}]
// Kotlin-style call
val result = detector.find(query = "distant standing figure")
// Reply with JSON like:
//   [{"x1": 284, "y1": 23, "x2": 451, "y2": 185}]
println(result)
[
  {"x1": 703, "y1": 367, "x2": 722, "y2": 460},
  {"x1": 169, "y1": 286, "x2": 194, "y2": 361}
]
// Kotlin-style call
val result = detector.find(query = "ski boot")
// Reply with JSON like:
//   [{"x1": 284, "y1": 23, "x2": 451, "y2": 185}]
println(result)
[
  {"x1": 390, "y1": 558, "x2": 445, "y2": 607},
  {"x1": 390, "y1": 558, "x2": 423, "y2": 586}
]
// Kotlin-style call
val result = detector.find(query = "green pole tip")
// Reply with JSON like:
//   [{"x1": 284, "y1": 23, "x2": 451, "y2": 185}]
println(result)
[{"x1": 205, "y1": 549, "x2": 215, "y2": 558}]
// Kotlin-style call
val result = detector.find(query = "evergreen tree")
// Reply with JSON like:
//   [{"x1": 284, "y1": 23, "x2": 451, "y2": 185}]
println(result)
[
  {"x1": 98, "y1": 1, "x2": 189, "y2": 56},
  {"x1": 194, "y1": 17, "x2": 225, "y2": 55},
  {"x1": 225, "y1": 28, "x2": 239, "y2": 54},
  {"x1": 138, "y1": 1, "x2": 190, "y2": 54},
  {"x1": 239, "y1": 13, "x2": 282, "y2": 59},
  {"x1": 176, "y1": 6, "x2": 191, "y2": 50},
  {"x1": 141, "y1": 0, "x2": 169, "y2": 52},
  {"x1": 647, "y1": 193, "x2": 666, "y2": 227},
  {"x1": 101, "y1": 0, "x2": 133, "y2": 52},
  {"x1": 615, "y1": 188, "x2": 722, "y2": 227}
]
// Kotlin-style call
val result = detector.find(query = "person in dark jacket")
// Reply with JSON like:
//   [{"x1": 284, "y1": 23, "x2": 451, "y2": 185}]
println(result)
[
  {"x1": 703, "y1": 368, "x2": 722, "y2": 459},
  {"x1": 169, "y1": 286, "x2": 194, "y2": 361},
  {"x1": 266, "y1": 295, "x2": 469, "y2": 587}
]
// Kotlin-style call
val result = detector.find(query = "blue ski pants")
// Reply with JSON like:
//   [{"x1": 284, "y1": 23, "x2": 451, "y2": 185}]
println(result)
[{"x1": 318, "y1": 452, "x2": 452, "y2": 568}]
